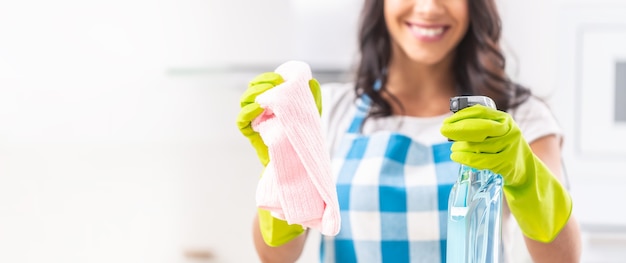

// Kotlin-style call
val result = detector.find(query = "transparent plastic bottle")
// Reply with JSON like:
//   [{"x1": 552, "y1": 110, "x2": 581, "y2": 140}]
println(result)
[{"x1": 446, "y1": 96, "x2": 503, "y2": 263}]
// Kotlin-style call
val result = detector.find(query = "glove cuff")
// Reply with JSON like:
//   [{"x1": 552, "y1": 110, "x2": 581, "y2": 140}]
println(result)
[
  {"x1": 503, "y1": 159, "x2": 573, "y2": 243},
  {"x1": 258, "y1": 208, "x2": 306, "y2": 247}
]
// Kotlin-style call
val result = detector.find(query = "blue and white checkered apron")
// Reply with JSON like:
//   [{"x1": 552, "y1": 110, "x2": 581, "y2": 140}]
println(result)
[{"x1": 320, "y1": 97, "x2": 460, "y2": 263}]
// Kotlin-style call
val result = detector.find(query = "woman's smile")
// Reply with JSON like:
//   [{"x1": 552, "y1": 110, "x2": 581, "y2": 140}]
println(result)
[{"x1": 407, "y1": 23, "x2": 449, "y2": 41}]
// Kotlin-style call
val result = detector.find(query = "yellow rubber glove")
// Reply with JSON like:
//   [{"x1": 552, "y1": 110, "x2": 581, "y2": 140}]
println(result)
[
  {"x1": 236, "y1": 71, "x2": 322, "y2": 247},
  {"x1": 237, "y1": 72, "x2": 322, "y2": 166},
  {"x1": 440, "y1": 105, "x2": 572, "y2": 243}
]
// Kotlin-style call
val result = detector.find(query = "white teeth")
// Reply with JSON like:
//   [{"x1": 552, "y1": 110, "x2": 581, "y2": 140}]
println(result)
[{"x1": 411, "y1": 26, "x2": 444, "y2": 37}]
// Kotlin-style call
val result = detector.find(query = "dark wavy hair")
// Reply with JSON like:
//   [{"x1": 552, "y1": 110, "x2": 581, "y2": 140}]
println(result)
[{"x1": 355, "y1": 0, "x2": 530, "y2": 117}]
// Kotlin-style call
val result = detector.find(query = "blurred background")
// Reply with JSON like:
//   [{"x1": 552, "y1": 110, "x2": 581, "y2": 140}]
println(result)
[{"x1": 0, "y1": 0, "x2": 625, "y2": 262}]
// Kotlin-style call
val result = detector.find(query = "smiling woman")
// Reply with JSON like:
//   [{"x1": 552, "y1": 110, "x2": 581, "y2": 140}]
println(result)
[
  {"x1": 6, "y1": 0, "x2": 616, "y2": 262},
  {"x1": 236, "y1": 0, "x2": 582, "y2": 262}
]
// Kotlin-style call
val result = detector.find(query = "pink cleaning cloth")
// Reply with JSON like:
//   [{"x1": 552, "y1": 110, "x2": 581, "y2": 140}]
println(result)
[{"x1": 251, "y1": 60, "x2": 341, "y2": 236}]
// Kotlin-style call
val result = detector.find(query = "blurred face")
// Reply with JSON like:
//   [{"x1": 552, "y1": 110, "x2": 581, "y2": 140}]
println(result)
[{"x1": 384, "y1": 0, "x2": 469, "y2": 66}]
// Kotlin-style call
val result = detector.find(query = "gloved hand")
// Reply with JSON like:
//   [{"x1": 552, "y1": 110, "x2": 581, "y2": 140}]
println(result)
[
  {"x1": 237, "y1": 72, "x2": 322, "y2": 166},
  {"x1": 440, "y1": 105, "x2": 572, "y2": 243},
  {"x1": 236, "y1": 71, "x2": 322, "y2": 247}
]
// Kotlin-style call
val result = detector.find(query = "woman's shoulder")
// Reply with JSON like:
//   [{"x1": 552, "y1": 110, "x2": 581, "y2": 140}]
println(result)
[
  {"x1": 319, "y1": 82, "x2": 358, "y2": 152},
  {"x1": 320, "y1": 82, "x2": 356, "y2": 103},
  {"x1": 510, "y1": 95, "x2": 555, "y2": 122},
  {"x1": 509, "y1": 95, "x2": 563, "y2": 143},
  {"x1": 320, "y1": 82, "x2": 357, "y2": 116}
]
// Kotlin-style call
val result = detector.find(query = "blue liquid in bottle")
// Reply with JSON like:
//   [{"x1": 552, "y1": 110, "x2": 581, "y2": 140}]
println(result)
[
  {"x1": 446, "y1": 96, "x2": 503, "y2": 263},
  {"x1": 447, "y1": 165, "x2": 503, "y2": 263}
]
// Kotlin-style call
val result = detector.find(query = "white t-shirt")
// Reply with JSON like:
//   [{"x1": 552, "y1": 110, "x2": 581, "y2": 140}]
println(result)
[{"x1": 320, "y1": 82, "x2": 563, "y2": 262}]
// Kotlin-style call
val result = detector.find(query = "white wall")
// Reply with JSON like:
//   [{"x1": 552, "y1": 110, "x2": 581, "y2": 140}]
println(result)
[{"x1": 0, "y1": 0, "x2": 261, "y2": 262}]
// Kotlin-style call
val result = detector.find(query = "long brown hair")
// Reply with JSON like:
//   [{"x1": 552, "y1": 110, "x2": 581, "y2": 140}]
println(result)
[{"x1": 355, "y1": 0, "x2": 530, "y2": 117}]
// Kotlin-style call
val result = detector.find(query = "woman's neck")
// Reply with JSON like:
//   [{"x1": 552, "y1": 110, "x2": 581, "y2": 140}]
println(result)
[{"x1": 383, "y1": 58, "x2": 457, "y2": 117}]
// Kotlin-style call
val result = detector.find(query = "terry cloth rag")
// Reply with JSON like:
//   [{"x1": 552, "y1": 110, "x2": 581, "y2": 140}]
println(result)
[{"x1": 251, "y1": 61, "x2": 341, "y2": 236}]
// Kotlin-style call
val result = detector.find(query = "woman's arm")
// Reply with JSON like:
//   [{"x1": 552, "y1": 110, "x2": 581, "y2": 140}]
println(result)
[
  {"x1": 525, "y1": 134, "x2": 582, "y2": 263},
  {"x1": 252, "y1": 214, "x2": 309, "y2": 263}
]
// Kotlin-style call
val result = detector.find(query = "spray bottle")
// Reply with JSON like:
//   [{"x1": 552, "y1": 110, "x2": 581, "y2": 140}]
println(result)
[{"x1": 446, "y1": 96, "x2": 503, "y2": 263}]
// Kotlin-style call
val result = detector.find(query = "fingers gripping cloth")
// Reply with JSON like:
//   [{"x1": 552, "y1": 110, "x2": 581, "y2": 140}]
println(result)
[{"x1": 251, "y1": 61, "x2": 341, "y2": 236}]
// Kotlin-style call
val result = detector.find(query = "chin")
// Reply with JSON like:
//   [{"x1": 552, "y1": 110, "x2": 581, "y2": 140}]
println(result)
[{"x1": 409, "y1": 54, "x2": 448, "y2": 66}]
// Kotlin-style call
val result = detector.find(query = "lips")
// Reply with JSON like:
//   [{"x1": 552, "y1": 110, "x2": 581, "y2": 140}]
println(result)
[{"x1": 408, "y1": 23, "x2": 449, "y2": 41}]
